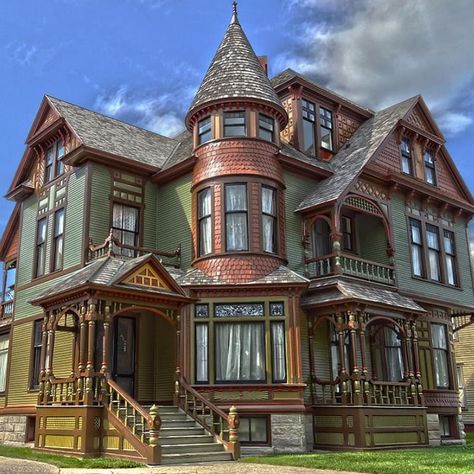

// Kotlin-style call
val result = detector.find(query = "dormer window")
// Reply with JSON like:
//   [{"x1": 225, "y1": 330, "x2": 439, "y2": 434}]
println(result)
[
  {"x1": 400, "y1": 138, "x2": 413, "y2": 175},
  {"x1": 44, "y1": 140, "x2": 65, "y2": 184},
  {"x1": 224, "y1": 111, "x2": 246, "y2": 137},
  {"x1": 302, "y1": 99, "x2": 334, "y2": 155},
  {"x1": 258, "y1": 114, "x2": 274, "y2": 142},
  {"x1": 424, "y1": 150, "x2": 436, "y2": 185},
  {"x1": 198, "y1": 117, "x2": 212, "y2": 144},
  {"x1": 302, "y1": 99, "x2": 316, "y2": 155},
  {"x1": 320, "y1": 107, "x2": 333, "y2": 151}
]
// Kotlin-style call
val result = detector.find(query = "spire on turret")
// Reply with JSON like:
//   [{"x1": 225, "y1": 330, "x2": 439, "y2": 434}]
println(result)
[{"x1": 231, "y1": 1, "x2": 238, "y2": 24}]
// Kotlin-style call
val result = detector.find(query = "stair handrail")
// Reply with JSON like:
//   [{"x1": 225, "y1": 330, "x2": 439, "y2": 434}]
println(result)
[{"x1": 175, "y1": 374, "x2": 240, "y2": 459}]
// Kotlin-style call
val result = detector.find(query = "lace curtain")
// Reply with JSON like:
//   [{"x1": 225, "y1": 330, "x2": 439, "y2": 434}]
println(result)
[
  {"x1": 0, "y1": 335, "x2": 9, "y2": 392},
  {"x1": 262, "y1": 187, "x2": 276, "y2": 253},
  {"x1": 225, "y1": 185, "x2": 248, "y2": 251}
]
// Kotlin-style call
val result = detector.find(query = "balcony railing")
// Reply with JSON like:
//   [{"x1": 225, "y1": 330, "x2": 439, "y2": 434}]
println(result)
[
  {"x1": 88, "y1": 229, "x2": 181, "y2": 268},
  {"x1": 0, "y1": 299, "x2": 14, "y2": 320},
  {"x1": 305, "y1": 253, "x2": 395, "y2": 286}
]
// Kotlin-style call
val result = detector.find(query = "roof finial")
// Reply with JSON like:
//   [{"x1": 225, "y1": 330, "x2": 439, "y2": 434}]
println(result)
[{"x1": 231, "y1": 1, "x2": 238, "y2": 24}]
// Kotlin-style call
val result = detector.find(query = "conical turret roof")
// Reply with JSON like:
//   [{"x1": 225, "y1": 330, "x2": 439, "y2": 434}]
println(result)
[{"x1": 186, "y1": 6, "x2": 285, "y2": 126}]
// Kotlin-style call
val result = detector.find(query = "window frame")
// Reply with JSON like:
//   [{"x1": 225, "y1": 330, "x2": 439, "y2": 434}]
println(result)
[
  {"x1": 44, "y1": 140, "x2": 65, "y2": 185},
  {"x1": 302, "y1": 99, "x2": 316, "y2": 155},
  {"x1": 34, "y1": 217, "x2": 48, "y2": 278},
  {"x1": 443, "y1": 229, "x2": 458, "y2": 286},
  {"x1": 424, "y1": 149, "x2": 437, "y2": 185},
  {"x1": 2, "y1": 260, "x2": 16, "y2": 304},
  {"x1": 194, "y1": 322, "x2": 209, "y2": 384},
  {"x1": 224, "y1": 183, "x2": 249, "y2": 252},
  {"x1": 238, "y1": 415, "x2": 270, "y2": 446},
  {"x1": 111, "y1": 202, "x2": 141, "y2": 256},
  {"x1": 319, "y1": 106, "x2": 334, "y2": 151},
  {"x1": 409, "y1": 218, "x2": 425, "y2": 278},
  {"x1": 341, "y1": 215, "x2": 354, "y2": 252},
  {"x1": 223, "y1": 111, "x2": 247, "y2": 138},
  {"x1": 425, "y1": 223, "x2": 442, "y2": 282},
  {"x1": 51, "y1": 208, "x2": 65, "y2": 272},
  {"x1": 30, "y1": 319, "x2": 43, "y2": 390},
  {"x1": 0, "y1": 333, "x2": 9, "y2": 393},
  {"x1": 261, "y1": 185, "x2": 277, "y2": 254},
  {"x1": 431, "y1": 323, "x2": 451, "y2": 389},
  {"x1": 197, "y1": 187, "x2": 213, "y2": 257},
  {"x1": 258, "y1": 113, "x2": 275, "y2": 142},
  {"x1": 400, "y1": 137, "x2": 413, "y2": 176},
  {"x1": 198, "y1": 116, "x2": 212, "y2": 145}
]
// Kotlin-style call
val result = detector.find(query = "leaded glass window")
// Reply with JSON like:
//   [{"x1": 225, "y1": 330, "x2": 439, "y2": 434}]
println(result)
[{"x1": 215, "y1": 303, "x2": 264, "y2": 318}]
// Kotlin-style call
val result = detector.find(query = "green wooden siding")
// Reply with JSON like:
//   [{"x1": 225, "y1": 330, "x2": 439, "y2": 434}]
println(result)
[
  {"x1": 143, "y1": 182, "x2": 157, "y2": 249},
  {"x1": 156, "y1": 174, "x2": 193, "y2": 270},
  {"x1": 16, "y1": 195, "x2": 37, "y2": 287},
  {"x1": 391, "y1": 192, "x2": 474, "y2": 306},
  {"x1": 356, "y1": 213, "x2": 389, "y2": 264},
  {"x1": 283, "y1": 171, "x2": 319, "y2": 274},
  {"x1": 88, "y1": 164, "x2": 112, "y2": 246}
]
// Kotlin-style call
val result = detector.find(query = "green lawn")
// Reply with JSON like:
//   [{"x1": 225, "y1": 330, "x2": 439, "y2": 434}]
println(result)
[
  {"x1": 241, "y1": 433, "x2": 474, "y2": 474},
  {"x1": 0, "y1": 444, "x2": 144, "y2": 468}
]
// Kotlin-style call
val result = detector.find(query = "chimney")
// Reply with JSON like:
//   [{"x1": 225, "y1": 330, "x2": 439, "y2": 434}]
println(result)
[{"x1": 258, "y1": 56, "x2": 268, "y2": 76}]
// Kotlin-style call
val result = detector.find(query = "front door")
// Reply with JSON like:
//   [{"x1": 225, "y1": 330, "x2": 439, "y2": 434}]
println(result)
[{"x1": 112, "y1": 316, "x2": 136, "y2": 396}]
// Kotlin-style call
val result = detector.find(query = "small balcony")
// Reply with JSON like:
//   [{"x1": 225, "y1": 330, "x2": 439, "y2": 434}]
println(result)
[{"x1": 306, "y1": 253, "x2": 396, "y2": 286}]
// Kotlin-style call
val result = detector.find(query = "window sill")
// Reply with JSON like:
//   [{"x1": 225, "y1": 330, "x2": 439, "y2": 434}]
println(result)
[{"x1": 411, "y1": 275, "x2": 463, "y2": 291}]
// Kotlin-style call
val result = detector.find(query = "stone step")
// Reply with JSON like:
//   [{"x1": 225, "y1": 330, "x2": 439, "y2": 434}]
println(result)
[
  {"x1": 159, "y1": 413, "x2": 189, "y2": 421},
  {"x1": 161, "y1": 419, "x2": 198, "y2": 428},
  {"x1": 160, "y1": 426, "x2": 205, "y2": 437},
  {"x1": 159, "y1": 434, "x2": 215, "y2": 445},
  {"x1": 161, "y1": 442, "x2": 224, "y2": 454},
  {"x1": 161, "y1": 451, "x2": 233, "y2": 465}
]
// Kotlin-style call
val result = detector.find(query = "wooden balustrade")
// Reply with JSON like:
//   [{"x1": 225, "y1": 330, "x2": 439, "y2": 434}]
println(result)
[
  {"x1": 311, "y1": 376, "x2": 421, "y2": 407},
  {"x1": 0, "y1": 300, "x2": 13, "y2": 319},
  {"x1": 87, "y1": 229, "x2": 181, "y2": 268},
  {"x1": 38, "y1": 375, "x2": 103, "y2": 406},
  {"x1": 175, "y1": 375, "x2": 240, "y2": 460},
  {"x1": 305, "y1": 253, "x2": 395, "y2": 285}
]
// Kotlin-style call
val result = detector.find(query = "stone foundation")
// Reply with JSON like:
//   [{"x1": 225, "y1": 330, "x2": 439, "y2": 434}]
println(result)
[
  {"x1": 271, "y1": 413, "x2": 307, "y2": 453},
  {"x1": 427, "y1": 413, "x2": 466, "y2": 447},
  {"x1": 0, "y1": 416, "x2": 28, "y2": 444}
]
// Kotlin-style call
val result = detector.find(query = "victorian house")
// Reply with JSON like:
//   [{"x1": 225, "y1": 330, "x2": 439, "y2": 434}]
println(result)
[{"x1": 0, "y1": 4, "x2": 473, "y2": 464}]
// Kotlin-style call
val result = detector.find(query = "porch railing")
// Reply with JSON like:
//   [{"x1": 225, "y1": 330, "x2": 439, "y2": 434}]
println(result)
[
  {"x1": 38, "y1": 375, "x2": 103, "y2": 406},
  {"x1": 175, "y1": 375, "x2": 240, "y2": 460},
  {"x1": 311, "y1": 376, "x2": 422, "y2": 407},
  {"x1": 87, "y1": 229, "x2": 181, "y2": 268},
  {"x1": 305, "y1": 253, "x2": 395, "y2": 285},
  {"x1": 0, "y1": 300, "x2": 14, "y2": 320}
]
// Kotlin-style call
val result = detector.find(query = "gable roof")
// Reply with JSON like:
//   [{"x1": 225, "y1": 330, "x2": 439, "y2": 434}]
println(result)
[
  {"x1": 297, "y1": 96, "x2": 418, "y2": 212},
  {"x1": 186, "y1": 10, "x2": 284, "y2": 125},
  {"x1": 47, "y1": 96, "x2": 179, "y2": 169}
]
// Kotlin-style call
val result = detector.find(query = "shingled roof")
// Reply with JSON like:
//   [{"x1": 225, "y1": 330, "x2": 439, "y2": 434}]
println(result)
[
  {"x1": 297, "y1": 96, "x2": 418, "y2": 212},
  {"x1": 186, "y1": 7, "x2": 284, "y2": 123},
  {"x1": 47, "y1": 96, "x2": 180, "y2": 169}
]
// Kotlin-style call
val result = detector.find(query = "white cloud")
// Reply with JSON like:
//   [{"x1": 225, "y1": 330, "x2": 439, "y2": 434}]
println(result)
[
  {"x1": 5, "y1": 42, "x2": 38, "y2": 66},
  {"x1": 281, "y1": 0, "x2": 474, "y2": 135}
]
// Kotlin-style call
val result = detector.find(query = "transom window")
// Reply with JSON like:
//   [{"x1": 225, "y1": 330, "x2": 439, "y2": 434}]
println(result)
[
  {"x1": 52, "y1": 208, "x2": 65, "y2": 272},
  {"x1": 44, "y1": 140, "x2": 65, "y2": 184},
  {"x1": 225, "y1": 184, "x2": 248, "y2": 251},
  {"x1": 431, "y1": 324, "x2": 449, "y2": 389},
  {"x1": 198, "y1": 116, "x2": 212, "y2": 144},
  {"x1": 194, "y1": 301, "x2": 286, "y2": 385},
  {"x1": 223, "y1": 111, "x2": 246, "y2": 137},
  {"x1": 198, "y1": 188, "x2": 212, "y2": 256},
  {"x1": 35, "y1": 217, "x2": 48, "y2": 278},
  {"x1": 400, "y1": 138, "x2": 413, "y2": 175},
  {"x1": 112, "y1": 203, "x2": 140, "y2": 256},
  {"x1": 424, "y1": 150, "x2": 436, "y2": 185},
  {"x1": 261, "y1": 186, "x2": 277, "y2": 253},
  {"x1": 258, "y1": 114, "x2": 274, "y2": 142}
]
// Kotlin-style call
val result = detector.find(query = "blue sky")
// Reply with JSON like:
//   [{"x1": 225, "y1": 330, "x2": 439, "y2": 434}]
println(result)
[{"x1": 0, "y1": 0, "x2": 473, "y2": 243}]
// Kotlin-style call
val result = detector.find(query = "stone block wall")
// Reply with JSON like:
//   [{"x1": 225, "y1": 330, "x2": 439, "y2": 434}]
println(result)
[
  {"x1": 0, "y1": 416, "x2": 27, "y2": 444},
  {"x1": 271, "y1": 413, "x2": 307, "y2": 453}
]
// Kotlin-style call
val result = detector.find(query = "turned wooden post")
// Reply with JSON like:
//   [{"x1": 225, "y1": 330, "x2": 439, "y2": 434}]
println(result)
[
  {"x1": 228, "y1": 405, "x2": 241, "y2": 459},
  {"x1": 84, "y1": 301, "x2": 97, "y2": 405},
  {"x1": 348, "y1": 311, "x2": 362, "y2": 405},
  {"x1": 78, "y1": 305, "x2": 88, "y2": 373},
  {"x1": 174, "y1": 368, "x2": 181, "y2": 406},
  {"x1": 38, "y1": 313, "x2": 49, "y2": 404},
  {"x1": 101, "y1": 305, "x2": 111, "y2": 374},
  {"x1": 147, "y1": 404, "x2": 162, "y2": 464}
]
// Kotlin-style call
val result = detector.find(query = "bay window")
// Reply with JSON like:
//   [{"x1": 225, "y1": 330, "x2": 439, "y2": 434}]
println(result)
[
  {"x1": 424, "y1": 150, "x2": 436, "y2": 185},
  {"x1": 35, "y1": 217, "x2": 48, "y2": 278},
  {"x1": 198, "y1": 188, "x2": 212, "y2": 256},
  {"x1": 443, "y1": 230, "x2": 457, "y2": 286},
  {"x1": 194, "y1": 301, "x2": 286, "y2": 385},
  {"x1": 258, "y1": 114, "x2": 274, "y2": 142},
  {"x1": 261, "y1": 186, "x2": 276, "y2": 253},
  {"x1": 223, "y1": 111, "x2": 246, "y2": 137},
  {"x1": 198, "y1": 116, "x2": 212, "y2": 144},
  {"x1": 409, "y1": 218, "x2": 424, "y2": 277},
  {"x1": 112, "y1": 203, "x2": 140, "y2": 256},
  {"x1": 384, "y1": 327, "x2": 404, "y2": 382},
  {"x1": 320, "y1": 107, "x2": 333, "y2": 150},
  {"x1": 431, "y1": 324, "x2": 450, "y2": 388},
  {"x1": 426, "y1": 224, "x2": 441, "y2": 281},
  {"x1": 225, "y1": 184, "x2": 248, "y2": 251},
  {"x1": 0, "y1": 334, "x2": 8, "y2": 392},
  {"x1": 400, "y1": 138, "x2": 413, "y2": 175},
  {"x1": 52, "y1": 208, "x2": 65, "y2": 271}
]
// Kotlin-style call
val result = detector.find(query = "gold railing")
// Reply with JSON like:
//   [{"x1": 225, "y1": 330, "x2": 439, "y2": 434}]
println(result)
[
  {"x1": 38, "y1": 375, "x2": 103, "y2": 406},
  {"x1": 175, "y1": 374, "x2": 240, "y2": 460},
  {"x1": 311, "y1": 376, "x2": 422, "y2": 407},
  {"x1": 305, "y1": 253, "x2": 395, "y2": 285},
  {"x1": 87, "y1": 229, "x2": 181, "y2": 268}
]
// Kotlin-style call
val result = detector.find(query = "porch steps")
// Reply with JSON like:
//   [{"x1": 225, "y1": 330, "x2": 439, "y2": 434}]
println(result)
[{"x1": 152, "y1": 405, "x2": 233, "y2": 465}]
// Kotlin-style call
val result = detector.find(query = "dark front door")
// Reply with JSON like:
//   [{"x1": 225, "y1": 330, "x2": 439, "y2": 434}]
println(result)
[{"x1": 113, "y1": 316, "x2": 136, "y2": 396}]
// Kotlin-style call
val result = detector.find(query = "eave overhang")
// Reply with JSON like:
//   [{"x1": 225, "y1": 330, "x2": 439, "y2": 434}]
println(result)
[
  {"x1": 152, "y1": 156, "x2": 196, "y2": 184},
  {"x1": 0, "y1": 204, "x2": 20, "y2": 260},
  {"x1": 5, "y1": 181, "x2": 35, "y2": 202}
]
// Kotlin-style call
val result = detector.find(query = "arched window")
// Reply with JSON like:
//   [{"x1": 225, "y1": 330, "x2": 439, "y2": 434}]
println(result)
[
  {"x1": 312, "y1": 219, "x2": 331, "y2": 257},
  {"x1": 369, "y1": 323, "x2": 404, "y2": 382}
]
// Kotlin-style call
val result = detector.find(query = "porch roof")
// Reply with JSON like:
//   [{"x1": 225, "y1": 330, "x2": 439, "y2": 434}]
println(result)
[
  {"x1": 30, "y1": 253, "x2": 188, "y2": 306},
  {"x1": 302, "y1": 278, "x2": 426, "y2": 313}
]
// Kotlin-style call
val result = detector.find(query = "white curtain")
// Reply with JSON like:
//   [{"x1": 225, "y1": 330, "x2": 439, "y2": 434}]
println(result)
[
  {"x1": 195, "y1": 324, "x2": 208, "y2": 382},
  {"x1": 199, "y1": 189, "x2": 212, "y2": 255},
  {"x1": 225, "y1": 185, "x2": 248, "y2": 251},
  {"x1": 262, "y1": 187, "x2": 275, "y2": 253},
  {"x1": 0, "y1": 335, "x2": 9, "y2": 392},
  {"x1": 271, "y1": 322, "x2": 286, "y2": 382},
  {"x1": 384, "y1": 327, "x2": 404, "y2": 382},
  {"x1": 215, "y1": 323, "x2": 265, "y2": 382},
  {"x1": 432, "y1": 324, "x2": 449, "y2": 388}
]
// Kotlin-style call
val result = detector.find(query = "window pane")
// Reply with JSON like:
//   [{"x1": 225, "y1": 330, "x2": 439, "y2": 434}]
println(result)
[
  {"x1": 198, "y1": 117, "x2": 212, "y2": 144},
  {"x1": 37, "y1": 218, "x2": 47, "y2": 244},
  {"x1": 426, "y1": 225, "x2": 440, "y2": 250},
  {"x1": 54, "y1": 209, "x2": 65, "y2": 236},
  {"x1": 434, "y1": 350, "x2": 449, "y2": 388},
  {"x1": 432, "y1": 324, "x2": 447, "y2": 349},
  {"x1": 195, "y1": 324, "x2": 208, "y2": 383},
  {"x1": 384, "y1": 327, "x2": 404, "y2": 382},
  {"x1": 262, "y1": 187, "x2": 275, "y2": 215},
  {"x1": 250, "y1": 417, "x2": 268, "y2": 443},
  {"x1": 199, "y1": 217, "x2": 212, "y2": 255},
  {"x1": 198, "y1": 188, "x2": 212, "y2": 218},
  {"x1": 313, "y1": 219, "x2": 331, "y2": 257},
  {"x1": 225, "y1": 185, "x2": 247, "y2": 211},
  {"x1": 226, "y1": 213, "x2": 248, "y2": 251},
  {"x1": 271, "y1": 322, "x2": 286, "y2": 382},
  {"x1": 262, "y1": 215, "x2": 275, "y2": 253},
  {"x1": 410, "y1": 220, "x2": 422, "y2": 244},
  {"x1": 0, "y1": 334, "x2": 9, "y2": 392},
  {"x1": 401, "y1": 156, "x2": 412, "y2": 174},
  {"x1": 54, "y1": 236, "x2": 64, "y2": 271},
  {"x1": 443, "y1": 231, "x2": 455, "y2": 255},
  {"x1": 303, "y1": 118, "x2": 315, "y2": 155},
  {"x1": 259, "y1": 114, "x2": 274, "y2": 142},
  {"x1": 411, "y1": 244, "x2": 423, "y2": 277},
  {"x1": 215, "y1": 323, "x2": 265, "y2": 382},
  {"x1": 224, "y1": 112, "x2": 246, "y2": 137},
  {"x1": 428, "y1": 249, "x2": 440, "y2": 281},
  {"x1": 446, "y1": 255, "x2": 456, "y2": 285}
]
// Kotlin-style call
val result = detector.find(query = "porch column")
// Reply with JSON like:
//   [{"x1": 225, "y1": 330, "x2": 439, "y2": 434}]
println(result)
[
  {"x1": 44, "y1": 315, "x2": 56, "y2": 403},
  {"x1": 290, "y1": 293, "x2": 303, "y2": 383},
  {"x1": 358, "y1": 313, "x2": 368, "y2": 405},
  {"x1": 174, "y1": 311, "x2": 181, "y2": 406},
  {"x1": 78, "y1": 304, "x2": 88, "y2": 373},
  {"x1": 336, "y1": 313, "x2": 349, "y2": 403},
  {"x1": 411, "y1": 319, "x2": 423, "y2": 405},
  {"x1": 85, "y1": 301, "x2": 97, "y2": 405},
  {"x1": 348, "y1": 311, "x2": 362, "y2": 405},
  {"x1": 38, "y1": 312, "x2": 49, "y2": 404},
  {"x1": 101, "y1": 304, "x2": 111, "y2": 373}
]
